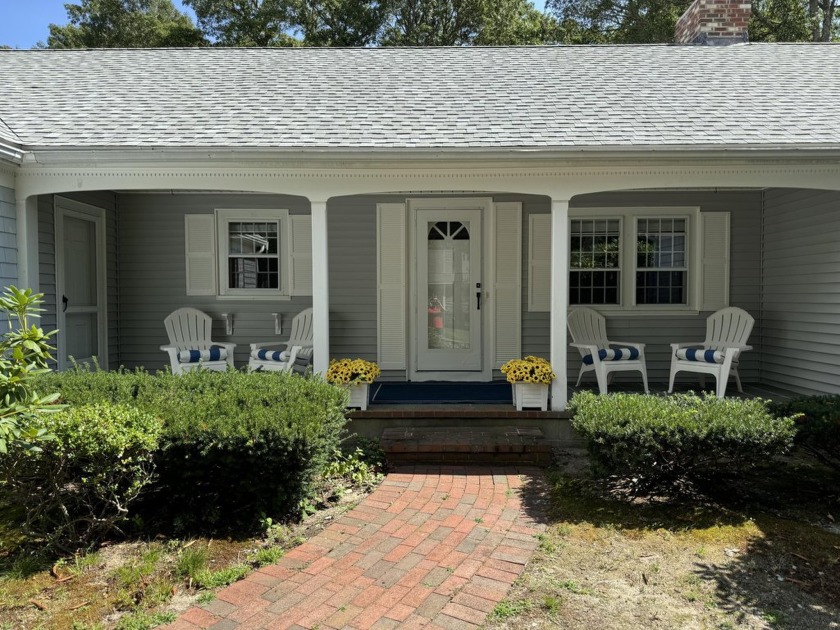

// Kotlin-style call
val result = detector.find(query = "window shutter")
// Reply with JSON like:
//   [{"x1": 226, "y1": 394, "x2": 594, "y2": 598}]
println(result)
[
  {"x1": 528, "y1": 214, "x2": 551, "y2": 312},
  {"x1": 290, "y1": 214, "x2": 313, "y2": 296},
  {"x1": 494, "y1": 202, "x2": 521, "y2": 368},
  {"x1": 377, "y1": 203, "x2": 407, "y2": 370},
  {"x1": 184, "y1": 214, "x2": 216, "y2": 296},
  {"x1": 700, "y1": 212, "x2": 730, "y2": 311}
]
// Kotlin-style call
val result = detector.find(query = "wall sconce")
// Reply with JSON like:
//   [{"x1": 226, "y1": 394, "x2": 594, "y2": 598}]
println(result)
[
  {"x1": 220, "y1": 313, "x2": 234, "y2": 336},
  {"x1": 272, "y1": 312, "x2": 282, "y2": 335}
]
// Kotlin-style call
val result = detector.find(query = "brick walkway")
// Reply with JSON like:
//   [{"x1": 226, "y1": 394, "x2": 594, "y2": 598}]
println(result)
[{"x1": 165, "y1": 465, "x2": 546, "y2": 630}]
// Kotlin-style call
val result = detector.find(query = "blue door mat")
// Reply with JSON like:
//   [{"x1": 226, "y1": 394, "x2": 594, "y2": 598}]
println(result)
[{"x1": 370, "y1": 381, "x2": 512, "y2": 404}]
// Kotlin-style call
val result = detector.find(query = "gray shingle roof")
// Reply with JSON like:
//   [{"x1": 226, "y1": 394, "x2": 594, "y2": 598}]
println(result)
[{"x1": 0, "y1": 45, "x2": 839, "y2": 152}]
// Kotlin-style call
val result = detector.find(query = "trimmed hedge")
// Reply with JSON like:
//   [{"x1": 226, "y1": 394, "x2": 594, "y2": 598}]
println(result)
[
  {"x1": 770, "y1": 394, "x2": 840, "y2": 470},
  {"x1": 570, "y1": 391, "x2": 797, "y2": 494},
  {"x1": 0, "y1": 403, "x2": 162, "y2": 549},
  {"x1": 39, "y1": 368, "x2": 349, "y2": 532}
]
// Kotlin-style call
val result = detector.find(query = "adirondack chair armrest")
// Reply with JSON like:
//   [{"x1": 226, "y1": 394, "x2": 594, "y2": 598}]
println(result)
[
  {"x1": 160, "y1": 344, "x2": 178, "y2": 352},
  {"x1": 570, "y1": 342, "x2": 600, "y2": 352},
  {"x1": 608, "y1": 340, "x2": 645, "y2": 351}
]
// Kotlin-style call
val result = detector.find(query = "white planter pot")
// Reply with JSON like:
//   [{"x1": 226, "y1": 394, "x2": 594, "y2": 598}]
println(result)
[
  {"x1": 344, "y1": 382, "x2": 370, "y2": 411},
  {"x1": 512, "y1": 382, "x2": 549, "y2": 411}
]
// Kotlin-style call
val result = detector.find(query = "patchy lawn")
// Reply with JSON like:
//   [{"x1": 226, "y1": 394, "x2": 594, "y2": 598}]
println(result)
[
  {"x1": 487, "y1": 449, "x2": 840, "y2": 630},
  {"x1": 0, "y1": 448, "x2": 384, "y2": 630}
]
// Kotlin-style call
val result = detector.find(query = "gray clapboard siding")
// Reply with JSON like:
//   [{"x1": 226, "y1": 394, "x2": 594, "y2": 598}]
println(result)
[
  {"x1": 0, "y1": 186, "x2": 16, "y2": 287},
  {"x1": 116, "y1": 193, "x2": 313, "y2": 370},
  {"x1": 761, "y1": 188, "x2": 840, "y2": 395},
  {"x1": 520, "y1": 190, "x2": 763, "y2": 385}
]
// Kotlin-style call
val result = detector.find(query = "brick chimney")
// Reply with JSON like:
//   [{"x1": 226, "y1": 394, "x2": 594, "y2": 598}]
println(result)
[{"x1": 675, "y1": 0, "x2": 751, "y2": 44}]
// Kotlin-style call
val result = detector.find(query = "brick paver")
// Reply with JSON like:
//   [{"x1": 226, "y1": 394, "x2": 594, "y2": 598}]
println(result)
[{"x1": 164, "y1": 465, "x2": 545, "y2": 629}]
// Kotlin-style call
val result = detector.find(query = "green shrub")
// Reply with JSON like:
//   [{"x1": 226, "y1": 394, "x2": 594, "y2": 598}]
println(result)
[
  {"x1": 770, "y1": 394, "x2": 840, "y2": 469},
  {"x1": 0, "y1": 286, "x2": 61, "y2": 453},
  {"x1": 40, "y1": 367, "x2": 349, "y2": 531},
  {"x1": 0, "y1": 403, "x2": 162, "y2": 549},
  {"x1": 570, "y1": 391, "x2": 797, "y2": 495}
]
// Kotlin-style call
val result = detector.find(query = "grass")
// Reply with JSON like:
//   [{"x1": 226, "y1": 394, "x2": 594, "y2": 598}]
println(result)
[{"x1": 484, "y1": 448, "x2": 840, "y2": 630}]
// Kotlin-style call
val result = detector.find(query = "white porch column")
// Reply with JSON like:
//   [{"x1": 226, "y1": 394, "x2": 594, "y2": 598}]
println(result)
[
  {"x1": 310, "y1": 200, "x2": 330, "y2": 376},
  {"x1": 550, "y1": 199, "x2": 570, "y2": 410},
  {"x1": 15, "y1": 196, "x2": 39, "y2": 293}
]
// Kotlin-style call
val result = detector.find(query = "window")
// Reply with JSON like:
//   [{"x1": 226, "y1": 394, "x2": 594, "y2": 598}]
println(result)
[
  {"x1": 570, "y1": 219, "x2": 621, "y2": 305},
  {"x1": 527, "y1": 207, "x2": 729, "y2": 314},
  {"x1": 569, "y1": 208, "x2": 698, "y2": 311},
  {"x1": 217, "y1": 209, "x2": 289, "y2": 297}
]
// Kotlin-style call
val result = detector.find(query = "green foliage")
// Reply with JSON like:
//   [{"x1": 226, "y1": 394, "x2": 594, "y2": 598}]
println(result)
[
  {"x1": 0, "y1": 402, "x2": 162, "y2": 549},
  {"x1": 248, "y1": 545, "x2": 284, "y2": 567},
  {"x1": 41, "y1": 367, "x2": 349, "y2": 532},
  {"x1": 175, "y1": 545, "x2": 209, "y2": 580},
  {"x1": 114, "y1": 611, "x2": 176, "y2": 630},
  {"x1": 0, "y1": 286, "x2": 61, "y2": 454},
  {"x1": 570, "y1": 392, "x2": 797, "y2": 494},
  {"x1": 184, "y1": 0, "x2": 298, "y2": 46},
  {"x1": 750, "y1": 0, "x2": 811, "y2": 41},
  {"x1": 770, "y1": 394, "x2": 840, "y2": 470},
  {"x1": 193, "y1": 563, "x2": 250, "y2": 588},
  {"x1": 294, "y1": 0, "x2": 388, "y2": 46},
  {"x1": 323, "y1": 446, "x2": 384, "y2": 490},
  {"x1": 47, "y1": 0, "x2": 206, "y2": 48},
  {"x1": 548, "y1": 0, "x2": 691, "y2": 44}
]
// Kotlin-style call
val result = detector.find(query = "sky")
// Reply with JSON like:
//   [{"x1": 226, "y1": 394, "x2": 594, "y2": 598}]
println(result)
[{"x1": 0, "y1": 0, "x2": 548, "y2": 49}]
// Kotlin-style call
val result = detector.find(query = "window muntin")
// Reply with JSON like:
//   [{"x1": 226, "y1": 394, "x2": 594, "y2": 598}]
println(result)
[
  {"x1": 635, "y1": 218, "x2": 687, "y2": 305},
  {"x1": 570, "y1": 219, "x2": 621, "y2": 305},
  {"x1": 217, "y1": 210, "x2": 288, "y2": 297}
]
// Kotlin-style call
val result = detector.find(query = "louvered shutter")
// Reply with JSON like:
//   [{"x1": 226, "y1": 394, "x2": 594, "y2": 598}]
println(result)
[
  {"x1": 185, "y1": 214, "x2": 216, "y2": 296},
  {"x1": 700, "y1": 212, "x2": 730, "y2": 311},
  {"x1": 494, "y1": 202, "x2": 521, "y2": 368},
  {"x1": 377, "y1": 203, "x2": 407, "y2": 370},
  {"x1": 528, "y1": 214, "x2": 551, "y2": 312},
  {"x1": 290, "y1": 214, "x2": 313, "y2": 296}
]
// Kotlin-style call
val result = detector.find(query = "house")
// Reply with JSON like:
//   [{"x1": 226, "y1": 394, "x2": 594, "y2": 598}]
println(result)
[{"x1": 1, "y1": 0, "x2": 839, "y2": 410}]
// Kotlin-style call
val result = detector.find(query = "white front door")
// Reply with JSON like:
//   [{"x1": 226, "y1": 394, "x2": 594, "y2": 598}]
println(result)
[
  {"x1": 415, "y1": 208, "x2": 483, "y2": 373},
  {"x1": 55, "y1": 199, "x2": 107, "y2": 369}
]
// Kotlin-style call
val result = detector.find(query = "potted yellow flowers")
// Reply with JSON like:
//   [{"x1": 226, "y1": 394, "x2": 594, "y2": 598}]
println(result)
[
  {"x1": 326, "y1": 358, "x2": 381, "y2": 411},
  {"x1": 500, "y1": 356, "x2": 555, "y2": 411}
]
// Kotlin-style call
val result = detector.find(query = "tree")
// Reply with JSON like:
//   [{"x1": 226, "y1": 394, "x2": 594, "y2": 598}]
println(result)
[
  {"x1": 184, "y1": 0, "x2": 298, "y2": 46},
  {"x1": 381, "y1": 0, "x2": 555, "y2": 46},
  {"x1": 292, "y1": 0, "x2": 387, "y2": 47},
  {"x1": 548, "y1": 0, "x2": 691, "y2": 44},
  {"x1": 750, "y1": 0, "x2": 811, "y2": 41},
  {"x1": 47, "y1": 0, "x2": 206, "y2": 48}
]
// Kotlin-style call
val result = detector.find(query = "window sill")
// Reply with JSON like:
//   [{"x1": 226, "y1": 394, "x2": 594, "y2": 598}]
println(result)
[{"x1": 216, "y1": 294, "x2": 292, "y2": 301}]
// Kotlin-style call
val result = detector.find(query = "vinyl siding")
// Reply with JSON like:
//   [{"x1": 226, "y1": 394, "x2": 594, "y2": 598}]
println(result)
[
  {"x1": 116, "y1": 192, "x2": 312, "y2": 370},
  {"x1": 761, "y1": 189, "x2": 840, "y2": 395},
  {"x1": 0, "y1": 185, "x2": 16, "y2": 288},
  {"x1": 521, "y1": 190, "x2": 763, "y2": 385},
  {"x1": 38, "y1": 192, "x2": 119, "y2": 369}
]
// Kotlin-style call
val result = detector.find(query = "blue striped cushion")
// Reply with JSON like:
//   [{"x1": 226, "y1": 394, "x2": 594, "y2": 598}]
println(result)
[
  {"x1": 675, "y1": 348, "x2": 725, "y2": 364},
  {"x1": 178, "y1": 346, "x2": 227, "y2": 363},
  {"x1": 250, "y1": 349, "x2": 289, "y2": 362},
  {"x1": 582, "y1": 347, "x2": 640, "y2": 365}
]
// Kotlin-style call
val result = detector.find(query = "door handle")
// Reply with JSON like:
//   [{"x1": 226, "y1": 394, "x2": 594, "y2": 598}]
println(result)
[
  {"x1": 62, "y1": 295, "x2": 69, "y2": 312},
  {"x1": 476, "y1": 283, "x2": 482, "y2": 310}
]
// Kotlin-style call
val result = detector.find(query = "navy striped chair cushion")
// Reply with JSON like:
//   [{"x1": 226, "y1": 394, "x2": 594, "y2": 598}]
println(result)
[
  {"x1": 582, "y1": 347, "x2": 640, "y2": 365},
  {"x1": 675, "y1": 348, "x2": 725, "y2": 364},
  {"x1": 250, "y1": 349, "x2": 289, "y2": 362},
  {"x1": 178, "y1": 346, "x2": 227, "y2": 363}
]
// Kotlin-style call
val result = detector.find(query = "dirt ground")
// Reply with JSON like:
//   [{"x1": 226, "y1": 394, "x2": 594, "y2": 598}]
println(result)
[{"x1": 486, "y1": 448, "x2": 840, "y2": 630}]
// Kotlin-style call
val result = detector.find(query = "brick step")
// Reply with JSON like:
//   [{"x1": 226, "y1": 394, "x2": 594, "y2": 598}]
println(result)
[{"x1": 380, "y1": 426, "x2": 553, "y2": 466}]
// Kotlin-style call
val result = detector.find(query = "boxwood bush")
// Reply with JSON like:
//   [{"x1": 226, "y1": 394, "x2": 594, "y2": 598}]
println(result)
[
  {"x1": 40, "y1": 368, "x2": 350, "y2": 532},
  {"x1": 770, "y1": 394, "x2": 840, "y2": 470},
  {"x1": 570, "y1": 391, "x2": 797, "y2": 495},
  {"x1": 0, "y1": 403, "x2": 162, "y2": 550}
]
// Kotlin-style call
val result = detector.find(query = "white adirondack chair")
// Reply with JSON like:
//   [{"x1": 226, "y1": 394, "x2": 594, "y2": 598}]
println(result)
[
  {"x1": 568, "y1": 307, "x2": 649, "y2": 395},
  {"x1": 161, "y1": 308, "x2": 236, "y2": 374},
  {"x1": 249, "y1": 308, "x2": 314, "y2": 372},
  {"x1": 668, "y1": 306, "x2": 754, "y2": 398}
]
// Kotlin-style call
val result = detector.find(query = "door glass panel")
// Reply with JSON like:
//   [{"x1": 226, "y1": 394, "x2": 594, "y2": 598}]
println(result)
[
  {"x1": 65, "y1": 312, "x2": 97, "y2": 363},
  {"x1": 64, "y1": 216, "x2": 97, "y2": 307},
  {"x1": 427, "y1": 221, "x2": 471, "y2": 350}
]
